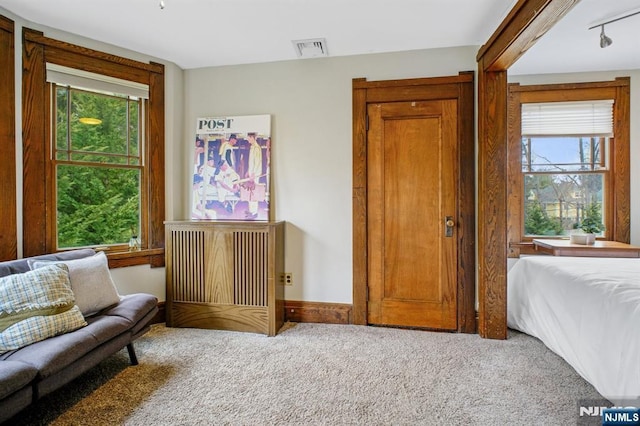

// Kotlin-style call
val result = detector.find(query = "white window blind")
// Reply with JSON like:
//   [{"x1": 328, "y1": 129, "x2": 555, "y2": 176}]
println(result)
[
  {"x1": 46, "y1": 63, "x2": 149, "y2": 99},
  {"x1": 521, "y1": 100, "x2": 614, "y2": 137}
]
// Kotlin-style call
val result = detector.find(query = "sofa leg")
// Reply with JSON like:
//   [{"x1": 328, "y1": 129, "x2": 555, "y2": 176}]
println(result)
[{"x1": 126, "y1": 343, "x2": 139, "y2": 365}]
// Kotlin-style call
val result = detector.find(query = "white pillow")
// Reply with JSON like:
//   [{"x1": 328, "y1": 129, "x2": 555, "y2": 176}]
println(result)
[{"x1": 29, "y1": 252, "x2": 121, "y2": 317}]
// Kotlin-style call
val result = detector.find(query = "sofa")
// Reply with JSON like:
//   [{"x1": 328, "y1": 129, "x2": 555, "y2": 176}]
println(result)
[{"x1": 0, "y1": 249, "x2": 158, "y2": 423}]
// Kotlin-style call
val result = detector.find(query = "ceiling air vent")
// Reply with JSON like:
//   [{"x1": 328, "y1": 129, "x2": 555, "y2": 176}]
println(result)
[{"x1": 292, "y1": 38, "x2": 328, "y2": 59}]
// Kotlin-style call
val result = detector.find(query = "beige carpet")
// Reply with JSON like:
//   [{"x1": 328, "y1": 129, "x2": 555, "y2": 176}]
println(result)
[{"x1": 7, "y1": 323, "x2": 605, "y2": 425}]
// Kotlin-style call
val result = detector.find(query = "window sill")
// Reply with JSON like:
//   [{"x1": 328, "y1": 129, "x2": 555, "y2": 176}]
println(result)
[
  {"x1": 510, "y1": 237, "x2": 609, "y2": 257},
  {"x1": 105, "y1": 248, "x2": 165, "y2": 269}
]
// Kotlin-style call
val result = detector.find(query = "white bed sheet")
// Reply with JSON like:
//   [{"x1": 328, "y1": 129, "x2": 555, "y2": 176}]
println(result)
[{"x1": 507, "y1": 256, "x2": 640, "y2": 404}]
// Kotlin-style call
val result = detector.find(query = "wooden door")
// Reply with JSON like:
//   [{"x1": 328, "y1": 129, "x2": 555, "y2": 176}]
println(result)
[{"x1": 367, "y1": 99, "x2": 458, "y2": 330}]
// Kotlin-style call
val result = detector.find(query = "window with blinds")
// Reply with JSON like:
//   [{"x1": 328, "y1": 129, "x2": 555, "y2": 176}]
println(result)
[{"x1": 520, "y1": 100, "x2": 614, "y2": 237}]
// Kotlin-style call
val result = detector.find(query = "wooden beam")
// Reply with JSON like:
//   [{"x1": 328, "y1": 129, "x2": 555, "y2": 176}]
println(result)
[
  {"x1": 477, "y1": 65, "x2": 508, "y2": 339},
  {"x1": 476, "y1": 0, "x2": 581, "y2": 339},
  {"x1": 478, "y1": 0, "x2": 581, "y2": 71}
]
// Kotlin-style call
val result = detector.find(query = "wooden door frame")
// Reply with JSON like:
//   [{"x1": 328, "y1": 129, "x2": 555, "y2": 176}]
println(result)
[
  {"x1": 352, "y1": 72, "x2": 476, "y2": 333},
  {"x1": 476, "y1": 0, "x2": 580, "y2": 339}
]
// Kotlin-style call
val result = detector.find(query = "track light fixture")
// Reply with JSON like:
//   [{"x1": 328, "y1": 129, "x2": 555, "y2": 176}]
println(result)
[
  {"x1": 589, "y1": 9, "x2": 640, "y2": 49},
  {"x1": 159, "y1": 0, "x2": 165, "y2": 9},
  {"x1": 599, "y1": 26, "x2": 612, "y2": 48}
]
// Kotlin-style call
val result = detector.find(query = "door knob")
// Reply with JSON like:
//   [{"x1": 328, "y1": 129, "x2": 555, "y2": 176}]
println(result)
[{"x1": 445, "y1": 216, "x2": 455, "y2": 237}]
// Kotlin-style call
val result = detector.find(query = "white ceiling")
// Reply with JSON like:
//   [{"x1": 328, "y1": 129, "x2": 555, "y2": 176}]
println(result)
[
  {"x1": 0, "y1": 0, "x2": 637, "y2": 74},
  {"x1": 511, "y1": 0, "x2": 640, "y2": 75},
  {"x1": 0, "y1": 0, "x2": 516, "y2": 69}
]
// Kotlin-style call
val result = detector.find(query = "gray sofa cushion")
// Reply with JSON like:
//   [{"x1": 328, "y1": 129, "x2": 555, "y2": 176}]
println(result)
[
  {"x1": 82, "y1": 316, "x2": 133, "y2": 349},
  {"x1": 0, "y1": 249, "x2": 96, "y2": 278},
  {"x1": 2, "y1": 316, "x2": 131, "y2": 378},
  {"x1": 103, "y1": 293, "x2": 158, "y2": 335},
  {"x1": 0, "y1": 361, "x2": 38, "y2": 400},
  {"x1": 0, "y1": 330, "x2": 93, "y2": 376},
  {"x1": 34, "y1": 333, "x2": 132, "y2": 399}
]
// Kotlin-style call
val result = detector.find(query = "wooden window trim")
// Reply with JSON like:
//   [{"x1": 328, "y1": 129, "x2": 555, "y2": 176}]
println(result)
[
  {"x1": 48, "y1": 87, "x2": 149, "y2": 255},
  {"x1": 507, "y1": 78, "x2": 631, "y2": 258},
  {"x1": 0, "y1": 15, "x2": 16, "y2": 261},
  {"x1": 22, "y1": 28, "x2": 165, "y2": 267}
]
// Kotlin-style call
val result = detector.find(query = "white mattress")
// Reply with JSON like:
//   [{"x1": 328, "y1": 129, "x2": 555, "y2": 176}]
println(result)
[{"x1": 507, "y1": 255, "x2": 640, "y2": 405}]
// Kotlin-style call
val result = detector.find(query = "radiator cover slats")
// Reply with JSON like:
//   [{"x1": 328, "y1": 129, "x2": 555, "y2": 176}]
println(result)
[{"x1": 165, "y1": 221, "x2": 285, "y2": 335}]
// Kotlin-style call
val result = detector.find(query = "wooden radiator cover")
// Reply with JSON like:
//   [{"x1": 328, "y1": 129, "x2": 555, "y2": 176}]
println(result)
[{"x1": 165, "y1": 221, "x2": 285, "y2": 335}]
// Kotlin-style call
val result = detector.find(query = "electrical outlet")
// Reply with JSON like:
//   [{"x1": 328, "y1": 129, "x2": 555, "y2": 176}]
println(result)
[{"x1": 283, "y1": 273, "x2": 293, "y2": 286}]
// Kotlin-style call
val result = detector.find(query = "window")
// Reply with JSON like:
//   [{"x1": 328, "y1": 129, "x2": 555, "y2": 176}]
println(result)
[
  {"x1": 507, "y1": 79, "x2": 630, "y2": 257},
  {"x1": 522, "y1": 136, "x2": 607, "y2": 236},
  {"x1": 22, "y1": 28, "x2": 165, "y2": 267},
  {"x1": 520, "y1": 100, "x2": 612, "y2": 237},
  {"x1": 52, "y1": 84, "x2": 146, "y2": 250}
]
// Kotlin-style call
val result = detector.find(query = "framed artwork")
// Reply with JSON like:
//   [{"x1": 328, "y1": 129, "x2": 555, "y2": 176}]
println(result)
[{"x1": 192, "y1": 115, "x2": 271, "y2": 221}]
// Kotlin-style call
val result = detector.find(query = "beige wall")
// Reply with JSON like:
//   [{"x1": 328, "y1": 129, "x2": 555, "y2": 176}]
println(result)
[{"x1": 184, "y1": 46, "x2": 478, "y2": 304}]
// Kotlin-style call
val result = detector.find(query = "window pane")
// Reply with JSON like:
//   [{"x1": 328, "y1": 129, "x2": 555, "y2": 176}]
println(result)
[
  {"x1": 56, "y1": 88, "x2": 69, "y2": 154},
  {"x1": 57, "y1": 88, "x2": 143, "y2": 165},
  {"x1": 522, "y1": 137, "x2": 606, "y2": 172},
  {"x1": 70, "y1": 89, "x2": 128, "y2": 157},
  {"x1": 523, "y1": 173, "x2": 604, "y2": 236},
  {"x1": 57, "y1": 164, "x2": 140, "y2": 248},
  {"x1": 129, "y1": 99, "x2": 139, "y2": 158}
]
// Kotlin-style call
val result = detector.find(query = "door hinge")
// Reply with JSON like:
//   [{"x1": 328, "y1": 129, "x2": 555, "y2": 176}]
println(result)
[{"x1": 365, "y1": 114, "x2": 369, "y2": 131}]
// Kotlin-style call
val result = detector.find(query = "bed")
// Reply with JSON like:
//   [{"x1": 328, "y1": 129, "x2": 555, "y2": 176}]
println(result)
[{"x1": 507, "y1": 255, "x2": 640, "y2": 405}]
